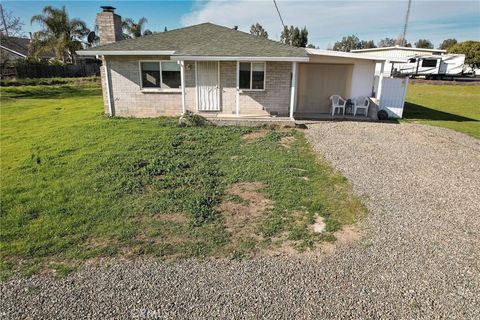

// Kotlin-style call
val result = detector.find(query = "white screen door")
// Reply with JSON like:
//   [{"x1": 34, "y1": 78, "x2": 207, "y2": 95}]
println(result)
[{"x1": 197, "y1": 61, "x2": 220, "y2": 111}]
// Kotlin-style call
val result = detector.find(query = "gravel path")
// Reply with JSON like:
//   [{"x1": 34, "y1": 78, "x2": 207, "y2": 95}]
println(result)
[{"x1": 2, "y1": 122, "x2": 480, "y2": 319}]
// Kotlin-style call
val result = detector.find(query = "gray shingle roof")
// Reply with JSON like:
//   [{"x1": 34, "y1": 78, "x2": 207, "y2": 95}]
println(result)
[{"x1": 81, "y1": 23, "x2": 307, "y2": 58}]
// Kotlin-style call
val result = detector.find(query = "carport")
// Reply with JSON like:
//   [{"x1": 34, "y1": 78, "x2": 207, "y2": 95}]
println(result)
[{"x1": 293, "y1": 49, "x2": 405, "y2": 119}]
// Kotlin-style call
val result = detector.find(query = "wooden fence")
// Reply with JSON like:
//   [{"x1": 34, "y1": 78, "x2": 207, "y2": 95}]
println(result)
[{"x1": 4, "y1": 63, "x2": 100, "y2": 79}]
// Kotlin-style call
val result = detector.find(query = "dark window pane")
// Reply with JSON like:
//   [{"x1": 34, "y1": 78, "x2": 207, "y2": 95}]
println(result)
[
  {"x1": 251, "y1": 63, "x2": 265, "y2": 89},
  {"x1": 421, "y1": 59, "x2": 437, "y2": 67},
  {"x1": 141, "y1": 62, "x2": 160, "y2": 88},
  {"x1": 161, "y1": 62, "x2": 181, "y2": 88},
  {"x1": 239, "y1": 62, "x2": 251, "y2": 89}
]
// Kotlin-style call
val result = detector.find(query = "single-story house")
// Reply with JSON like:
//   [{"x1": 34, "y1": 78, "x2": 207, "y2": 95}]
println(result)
[{"x1": 79, "y1": 6, "x2": 408, "y2": 119}]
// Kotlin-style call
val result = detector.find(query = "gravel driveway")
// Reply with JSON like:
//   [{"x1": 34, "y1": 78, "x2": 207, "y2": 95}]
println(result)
[{"x1": 2, "y1": 122, "x2": 479, "y2": 319}]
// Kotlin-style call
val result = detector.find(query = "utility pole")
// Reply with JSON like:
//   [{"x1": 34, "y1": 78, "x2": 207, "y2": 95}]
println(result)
[
  {"x1": 0, "y1": 4, "x2": 9, "y2": 37},
  {"x1": 401, "y1": 0, "x2": 412, "y2": 46}
]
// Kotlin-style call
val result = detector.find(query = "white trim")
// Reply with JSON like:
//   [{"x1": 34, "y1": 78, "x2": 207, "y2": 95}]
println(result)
[
  {"x1": 195, "y1": 61, "x2": 198, "y2": 111},
  {"x1": 0, "y1": 45, "x2": 27, "y2": 58},
  {"x1": 289, "y1": 62, "x2": 298, "y2": 120},
  {"x1": 179, "y1": 60, "x2": 186, "y2": 114},
  {"x1": 217, "y1": 61, "x2": 221, "y2": 111},
  {"x1": 171, "y1": 55, "x2": 309, "y2": 62},
  {"x1": 352, "y1": 46, "x2": 446, "y2": 54},
  {"x1": 237, "y1": 61, "x2": 266, "y2": 91},
  {"x1": 78, "y1": 50, "x2": 175, "y2": 56},
  {"x1": 104, "y1": 59, "x2": 113, "y2": 116},
  {"x1": 138, "y1": 60, "x2": 182, "y2": 90},
  {"x1": 236, "y1": 61, "x2": 240, "y2": 116},
  {"x1": 306, "y1": 48, "x2": 407, "y2": 63}
]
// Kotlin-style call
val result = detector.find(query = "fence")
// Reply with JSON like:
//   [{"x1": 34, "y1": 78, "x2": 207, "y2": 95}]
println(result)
[{"x1": 8, "y1": 63, "x2": 100, "y2": 79}]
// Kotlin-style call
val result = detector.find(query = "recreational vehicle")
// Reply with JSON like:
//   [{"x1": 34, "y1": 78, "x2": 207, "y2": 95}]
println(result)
[{"x1": 396, "y1": 54, "x2": 465, "y2": 79}]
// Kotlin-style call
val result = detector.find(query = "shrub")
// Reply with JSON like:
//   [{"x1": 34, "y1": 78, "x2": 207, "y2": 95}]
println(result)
[{"x1": 178, "y1": 111, "x2": 209, "y2": 127}]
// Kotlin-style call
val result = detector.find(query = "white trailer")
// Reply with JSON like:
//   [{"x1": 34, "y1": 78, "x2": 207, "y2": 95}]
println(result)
[{"x1": 396, "y1": 54, "x2": 465, "y2": 79}]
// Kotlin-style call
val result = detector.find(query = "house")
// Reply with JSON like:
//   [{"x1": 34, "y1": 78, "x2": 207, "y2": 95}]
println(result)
[
  {"x1": 352, "y1": 46, "x2": 446, "y2": 77},
  {"x1": 79, "y1": 6, "x2": 408, "y2": 119}
]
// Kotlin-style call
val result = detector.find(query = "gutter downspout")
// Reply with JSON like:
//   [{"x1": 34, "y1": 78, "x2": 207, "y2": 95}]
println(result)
[
  {"x1": 236, "y1": 61, "x2": 240, "y2": 116},
  {"x1": 289, "y1": 62, "x2": 298, "y2": 120}
]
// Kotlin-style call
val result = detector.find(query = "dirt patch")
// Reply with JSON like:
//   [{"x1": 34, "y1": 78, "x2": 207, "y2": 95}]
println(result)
[
  {"x1": 242, "y1": 130, "x2": 268, "y2": 141},
  {"x1": 219, "y1": 182, "x2": 273, "y2": 238},
  {"x1": 279, "y1": 135, "x2": 296, "y2": 148},
  {"x1": 311, "y1": 216, "x2": 326, "y2": 233},
  {"x1": 334, "y1": 225, "x2": 361, "y2": 244}
]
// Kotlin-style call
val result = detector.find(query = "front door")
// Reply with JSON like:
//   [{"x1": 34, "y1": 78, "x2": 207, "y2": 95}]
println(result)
[{"x1": 197, "y1": 61, "x2": 220, "y2": 111}]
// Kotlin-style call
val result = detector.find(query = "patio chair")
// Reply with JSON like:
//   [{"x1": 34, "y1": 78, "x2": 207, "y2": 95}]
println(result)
[
  {"x1": 329, "y1": 95, "x2": 347, "y2": 116},
  {"x1": 353, "y1": 96, "x2": 370, "y2": 117}
]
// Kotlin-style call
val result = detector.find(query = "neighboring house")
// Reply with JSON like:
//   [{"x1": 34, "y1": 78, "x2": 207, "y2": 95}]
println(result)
[
  {"x1": 79, "y1": 7, "x2": 408, "y2": 119},
  {"x1": 0, "y1": 36, "x2": 56, "y2": 65},
  {"x1": 352, "y1": 46, "x2": 446, "y2": 77}
]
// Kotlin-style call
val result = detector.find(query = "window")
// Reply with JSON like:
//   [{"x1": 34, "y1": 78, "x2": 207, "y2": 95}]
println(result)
[
  {"x1": 140, "y1": 62, "x2": 160, "y2": 88},
  {"x1": 408, "y1": 58, "x2": 416, "y2": 63},
  {"x1": 161, "y1": 61, "x2": 181, "y2": 88},
  {"x1": 421, "y1": 59, "x2": 437, "y2": 68},
  {"x1": 140, "y1": 61, "x2": 181, "y2": 89},
  {"x1": 239, "y1": 62, "x2": 265, "y2": 90}
]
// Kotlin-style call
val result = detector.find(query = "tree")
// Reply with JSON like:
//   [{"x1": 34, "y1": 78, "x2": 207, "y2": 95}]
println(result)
[
  {"x1": 448, "y1": 41, "x2": 480, "y2": 69},
  {"x1": 378, "y1": 37, "x2": 396, "y2": 47},
  {"x1": 280, "y1": 26, "x2": 308, "y2": 47},
  {"x1": 439, "y1": 38, "x2": 457, "y2": 50},
  {"x1": 332, "y1": 35, "x2": 376, "y2": 52},
  {"x1": 415, "y1": 39, "x2": 434, "y2": 49},
  {"x1": 360, "y1": 40, "x2": 376, "y2": 49},
  {"x1": 164, "y1": 26, "x2": 167, "y2": 32},
  {"x1": 306, "y1": 44, "x2": 317, "y2": 49},
  {"x1": 396, "y1": 36, "x2": 412, "y2": 47},
  {"x1": 250, "y1": 23, "x2": 268, "y2": 38},
  {"x1": 333, "y1": 35, "x2": 361, "y2": 52},
  {"x1": 122, "y1": 17, "x2": 149, "y2": 38},
  {"x1": 30, "y1": 6, "x2": 88, "y2": 63},
  {"x1": 0, "y1": 4, "x2": 23, "y2": 37}
]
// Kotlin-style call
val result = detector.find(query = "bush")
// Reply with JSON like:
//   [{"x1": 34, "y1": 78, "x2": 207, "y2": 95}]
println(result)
[{"x1": 178, "y1": 111, "x2": 209, "y2": 127}]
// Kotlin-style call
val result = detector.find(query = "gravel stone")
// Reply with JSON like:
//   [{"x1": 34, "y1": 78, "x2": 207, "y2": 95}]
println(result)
[{"x1": 1, "y1": 122, "x2": 479, "y2": 319}]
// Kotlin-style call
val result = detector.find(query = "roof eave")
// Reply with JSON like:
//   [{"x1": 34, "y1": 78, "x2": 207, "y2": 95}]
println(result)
[
  {"x1": 171, "y1": 55, "x2": 309, "y2": 62},
  {"x1": 77, "y1": 50, "x2": 176, "y2": 56}
]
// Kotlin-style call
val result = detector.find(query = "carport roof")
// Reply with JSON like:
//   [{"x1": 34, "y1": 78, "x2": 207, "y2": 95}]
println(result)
[{"x1": 306, "y1": 48, "x2": 407, "y2": 63}]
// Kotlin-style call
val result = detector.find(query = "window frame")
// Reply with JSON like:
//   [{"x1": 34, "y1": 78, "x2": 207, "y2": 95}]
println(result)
[
  {"x1": 138, "y1": 60, "x2": 182, "y2": 92},
  {"x1": 237, "y1": 61, "x2": 266, "y2": 91}
]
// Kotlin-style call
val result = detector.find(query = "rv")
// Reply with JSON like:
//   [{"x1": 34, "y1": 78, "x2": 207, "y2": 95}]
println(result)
[{"x1": 395, "y1": 54, "x2": 465, "y2": 79}]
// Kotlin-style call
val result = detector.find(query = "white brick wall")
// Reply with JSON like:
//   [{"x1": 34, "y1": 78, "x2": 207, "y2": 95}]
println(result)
[{"x1": 102, "y1": 57, "x2": 292, "y2": 117}]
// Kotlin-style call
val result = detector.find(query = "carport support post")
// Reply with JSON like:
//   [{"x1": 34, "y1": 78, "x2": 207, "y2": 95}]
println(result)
[
  {"x1": 236, "y1": 61, "x2": 240, "y2": 116},
  {"x1": 289, "y1": 62, "x2": 298, "y2": 120},
  {"x1": 179, "y1": 60, "x2": 186, "y2": 115}
]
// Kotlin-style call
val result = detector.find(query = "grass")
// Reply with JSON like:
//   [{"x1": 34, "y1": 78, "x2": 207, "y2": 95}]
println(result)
[
  {"x1": 0, "y1": 81, "x2": 364, "y2": 279},
  {"x1": 403, "y1": 84, "x2": 480, "y2": 139}
]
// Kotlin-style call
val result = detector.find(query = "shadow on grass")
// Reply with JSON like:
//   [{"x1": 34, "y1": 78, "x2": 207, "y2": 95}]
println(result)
[
  {"x1": 0, "y1": 85, "x2": 101, "y2": 99},
  {"x1": 403, "y1": 102, "x2": 478, "y2": 122}
]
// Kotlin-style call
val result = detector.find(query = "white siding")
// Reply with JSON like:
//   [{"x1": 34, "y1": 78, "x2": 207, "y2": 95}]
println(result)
[{"x1": 350, "y1": 60, "x2": 375, "y2": 98}]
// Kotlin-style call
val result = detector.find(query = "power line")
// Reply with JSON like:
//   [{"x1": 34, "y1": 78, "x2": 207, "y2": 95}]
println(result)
[{"x1": 273, "y1": 0, "x2": 285, "y2": 29}]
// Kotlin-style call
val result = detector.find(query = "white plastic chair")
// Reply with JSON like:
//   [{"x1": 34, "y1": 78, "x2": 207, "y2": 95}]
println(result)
[
  {"x1": 329, "y1": 95, "x2": 346, "y2": 116},
  {"x1": 353, "y1": 96, "x2": 370, "y2": 117}
]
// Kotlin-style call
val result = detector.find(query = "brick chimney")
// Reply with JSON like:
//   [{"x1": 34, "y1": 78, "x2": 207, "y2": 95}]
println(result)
[{"x1": 96, "y1": 6, "x2": 122, "y2": 45}]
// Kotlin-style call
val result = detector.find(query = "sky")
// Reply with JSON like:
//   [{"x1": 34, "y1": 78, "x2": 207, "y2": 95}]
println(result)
[{"x1": 2, "y1": 0, "x2": 480, "y2": 49}]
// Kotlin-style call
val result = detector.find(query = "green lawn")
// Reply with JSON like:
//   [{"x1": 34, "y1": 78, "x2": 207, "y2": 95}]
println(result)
[
  {"x1": 0, "y1": 81, "x2": 364, "y2": 278},
  {"x1": 403, "y1": 84, "x2": 480, "y2": 139}
]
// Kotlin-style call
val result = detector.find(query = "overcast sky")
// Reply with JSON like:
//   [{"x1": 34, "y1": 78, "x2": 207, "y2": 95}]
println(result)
[{"x1": 3, "y1": 0, "x2": 480, "y2": 49}]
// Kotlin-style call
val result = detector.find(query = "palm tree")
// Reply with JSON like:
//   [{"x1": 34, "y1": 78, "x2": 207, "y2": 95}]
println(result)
[
  {"x1": 30, "y1": 6, "x2": 89, "y2": 63},
  {"x1": 122, "y1": 17, "x2": 150, "y2": 39}
]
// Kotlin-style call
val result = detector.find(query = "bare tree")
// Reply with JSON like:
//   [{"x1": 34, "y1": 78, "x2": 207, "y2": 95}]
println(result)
[{"x1": 0, "y1": 4, "x2": 24, "y2": 37}]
